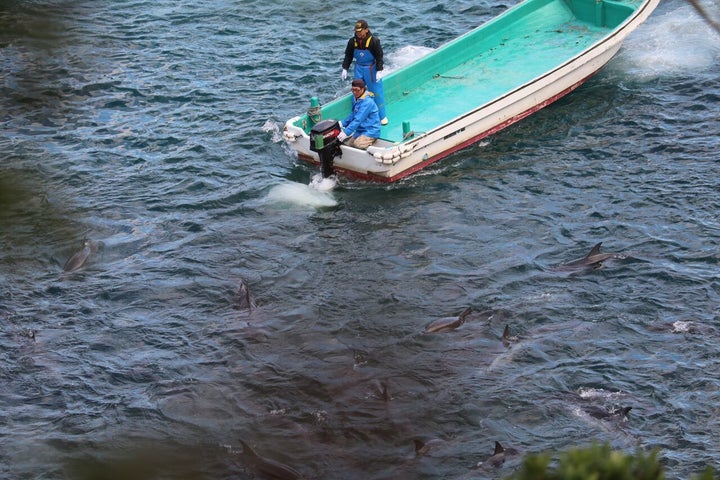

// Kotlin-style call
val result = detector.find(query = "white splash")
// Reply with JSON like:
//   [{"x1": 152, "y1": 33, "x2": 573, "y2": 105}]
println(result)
[
  {"x1": 264, "y1": 181, "x2": 337, "y2": 209},
  {"x1": 671, "y1": 320, "x2": 692, "y2": 333},
  {"x1": 578, "y1": 387, "x2": 624, "y2": 400},
  {"x1": 309, "y1": 173, "x2": 338, "y2": 192},
  {"x1": 615, "y1": 3, "x2": 720, "y2": 79},
  {"x1": 261, "y1": 119, "x2": 284, "y2": 143},
  {"x1": 384, "y1": 45, "x2": 436, "y2": 74}
]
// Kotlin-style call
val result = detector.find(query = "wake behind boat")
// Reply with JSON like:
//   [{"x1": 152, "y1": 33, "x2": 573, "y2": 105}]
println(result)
[{"x1": 283, "y1": 0, "x2": 660, "y2": 182}]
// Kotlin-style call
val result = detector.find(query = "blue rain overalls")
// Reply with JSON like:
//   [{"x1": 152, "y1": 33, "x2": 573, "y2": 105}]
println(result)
[{"x1": 353, "y1": 36, "x2": 387, "y2": 121}]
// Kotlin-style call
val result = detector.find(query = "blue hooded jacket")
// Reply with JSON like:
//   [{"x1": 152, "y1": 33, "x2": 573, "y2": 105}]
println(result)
[{"x1": 342, "y1": 91, "x2": 381, "y2": 139}]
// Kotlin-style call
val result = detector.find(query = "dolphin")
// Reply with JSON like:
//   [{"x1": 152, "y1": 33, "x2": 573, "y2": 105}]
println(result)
[
  {"x1": 477, "y1": 441, "x2": 520, "y2": 468},
  {"x1": 370, "y1": 379, "x2": 391, "y2": 403},
  {"x1": 238, "y1": 439, "x2": 303, "y2": 480},
  {"x1": 26, "y1": 329, "x2": 36, "y2": 342},
  {"x1": 237, "y1": 278, "x2": 257, "y2": 311},
  {"x1": 413, "y1": 438, "x2": 446, "y2": 456},
  {"x1": 647, "y1": 320, "x2": 716, "y2": 335},
  {"x1": 424, "y1": 307, "x2": 472, "y2": 333},
  {"x1": 63, "y1": 239, "x2": 97, "y2": 272},
  {"x1": 486, "y1": 324, "x2": 529, "y2": 372},
  {"x1": 571, "y1": 403, "x2": 635, "y2": 442},
  {"x1": 544, "y1": 390, "x2": 637, "y2": 444},
  {"x1": 582, "y1": 405, "x2": 632, "y2": 420},
  {"x1": 556, "y1": 242, "x2": 627, "y2": 271},
  {"x1": 501, "y1": 324, "x2": 517, "y2": 347}
]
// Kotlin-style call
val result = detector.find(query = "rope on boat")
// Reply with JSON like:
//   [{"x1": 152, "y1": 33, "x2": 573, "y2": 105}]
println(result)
[
  {"x1": 307, "y1": 106, "x2": 322, "y2": 124},
  {"x1": 433, "y1": 73, "x2": 465, "y2": 80}
]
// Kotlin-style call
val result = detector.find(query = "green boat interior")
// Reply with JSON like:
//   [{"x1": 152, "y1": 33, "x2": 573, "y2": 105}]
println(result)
[{"x1": 294, "y1": 0, "x2": 639, "y2": 146}]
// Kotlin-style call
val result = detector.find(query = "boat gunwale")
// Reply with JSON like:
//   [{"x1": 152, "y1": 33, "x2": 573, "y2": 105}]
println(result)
[{"x1": 400, "y1": 0, "x2": 659, "y2": 150}]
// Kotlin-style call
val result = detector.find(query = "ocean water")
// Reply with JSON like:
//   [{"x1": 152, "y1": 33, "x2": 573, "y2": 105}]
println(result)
[{"x1": 1, "y1": 0, "x2": 719, "y2": 479}]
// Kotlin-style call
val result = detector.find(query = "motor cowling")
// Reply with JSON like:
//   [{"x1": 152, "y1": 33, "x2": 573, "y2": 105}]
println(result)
[
  {"x1": 309, "y1": 119, "x2": 342, "y2": 178},
  {"x1": 310, "y1": 120, "x2": 341, "y2": 151}
]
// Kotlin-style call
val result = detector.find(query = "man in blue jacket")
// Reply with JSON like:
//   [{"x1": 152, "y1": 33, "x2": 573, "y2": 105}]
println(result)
[{"x1": 337, "y1": 79, "x2": 381, "y2": 150}]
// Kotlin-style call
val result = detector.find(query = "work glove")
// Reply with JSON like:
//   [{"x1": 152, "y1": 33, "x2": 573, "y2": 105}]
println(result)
[
  {"x1": 341, "y1": 69, "x2": 348, "y2": 81},
  {"x1": 337, "y1": 131, "x2": 348, "y2": 142}
]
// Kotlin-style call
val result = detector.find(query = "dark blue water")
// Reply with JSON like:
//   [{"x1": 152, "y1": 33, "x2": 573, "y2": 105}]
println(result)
[{"x1": 1, "y1": 1, "x2": 719, "y2": 479}]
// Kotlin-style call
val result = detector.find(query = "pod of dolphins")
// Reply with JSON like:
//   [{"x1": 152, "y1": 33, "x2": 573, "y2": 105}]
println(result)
[
  {"x1": 229, "y1": 242, "x2": 635, "y2": 478},
  {"x1": 52, "y1": 240, "x2": 633, "y2": 478}
]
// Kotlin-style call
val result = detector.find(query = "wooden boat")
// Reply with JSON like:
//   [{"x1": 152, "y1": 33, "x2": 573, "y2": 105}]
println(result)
[{"x1": 282, "y1": 0, "x2": 660, "y2": 183}]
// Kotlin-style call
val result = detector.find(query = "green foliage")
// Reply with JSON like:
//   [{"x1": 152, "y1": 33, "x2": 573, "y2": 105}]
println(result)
[
  {"x1": 694, "y1": 467, "x2": 720, "y2": 480},
  {"x1": 507, "y1": 443, "x2": 666, "y2": 480},
  {"x1": 507, "y1": 443, "x2": 720, "y2": 480}
]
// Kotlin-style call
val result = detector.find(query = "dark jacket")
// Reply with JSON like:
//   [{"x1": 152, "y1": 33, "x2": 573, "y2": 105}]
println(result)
[{"x1": 342, "y1": 32, "x2": 384, "y2": 71}]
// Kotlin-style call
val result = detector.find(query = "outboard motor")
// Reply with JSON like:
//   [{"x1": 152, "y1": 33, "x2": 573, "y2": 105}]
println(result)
[{"x1": 309, "y1": 119, "x2": 342, "y2": 178}]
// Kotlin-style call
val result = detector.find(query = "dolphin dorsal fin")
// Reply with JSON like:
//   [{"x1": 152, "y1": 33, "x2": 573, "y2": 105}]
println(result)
[
  {"x1": 381, "y1": 382, "x2": 390, "y2": 403},
  {"x1": 502, "y1": 325, "x2": 510, "y2": 340},
  {"x1": 494, "y1": 441, "x2": 504, "y2": 455},
  {"x1": 586, "y1": 242, "x2": 603, "y2": 258},
  {"x1": 239, "y1": 440, "x2": 258, "y2": 460}
]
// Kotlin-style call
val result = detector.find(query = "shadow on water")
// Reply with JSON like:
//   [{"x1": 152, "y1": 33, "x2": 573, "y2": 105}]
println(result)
[
  {"x1": 60, "y1": 440, "x2": 239, "y2": 480},
  {"x1": 0, "y1": 0, "x2": 105, "y2": 146},
  {"x1": 0, "y1": 171, "x2": 95, "y2": 270},
  {"x1": 1, "y1": 170, "x2": 61, "y2": 231}
]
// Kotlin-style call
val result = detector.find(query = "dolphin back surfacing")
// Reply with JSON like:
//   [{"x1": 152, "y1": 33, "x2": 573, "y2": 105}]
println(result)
[
  {"x1": 239, "y1": 439, "x2": 302, "y2": 480},
  {"x1": 477, "y1": 441, "x2": 520, "y2": 468},
  {"x1": 557, "y1": 242, "x2": 627, "y2": 271},
  {"x1": 237, "y1": 278, "x2": 257, "y2": 311},
  {"x1": 424, "y1": 307, "x2": 472, "y2": 333},
  {"x1": 63, "y1": 240, "x2": 97, "y2": 272}
]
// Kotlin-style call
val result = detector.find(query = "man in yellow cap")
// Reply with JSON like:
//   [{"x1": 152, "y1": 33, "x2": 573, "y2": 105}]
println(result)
[{"x1": 341, "y1": 19, "x2": 388, "y2": 125}]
